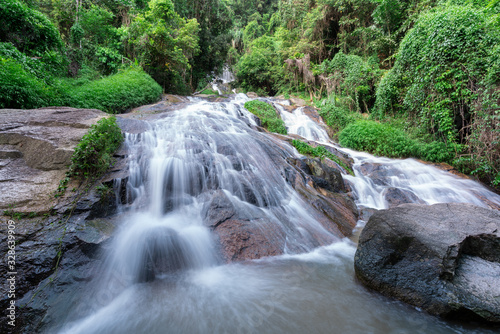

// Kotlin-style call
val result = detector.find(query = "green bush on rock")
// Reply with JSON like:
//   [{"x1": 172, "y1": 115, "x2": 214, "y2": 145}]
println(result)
[
  {"x1": 244, "y1": 100, "x2": 287, "y2": 134},
  {"x1": 70, "y1": 116, "x2": 123, "y2": 179}
]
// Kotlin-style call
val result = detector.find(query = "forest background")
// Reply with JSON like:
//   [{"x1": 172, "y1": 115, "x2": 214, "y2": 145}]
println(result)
[{"x1": 1, "y1": 0, "x2": 499, "y2": 190}]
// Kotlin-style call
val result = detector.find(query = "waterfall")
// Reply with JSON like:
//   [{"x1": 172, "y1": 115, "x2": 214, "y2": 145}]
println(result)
[{"x1": 55, "y1": 95, "x2": 500, "y2": 334}]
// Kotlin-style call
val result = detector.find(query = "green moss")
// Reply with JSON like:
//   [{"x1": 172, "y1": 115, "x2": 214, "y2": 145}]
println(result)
[{"x1": 244, "y1": 100, "x2": 287, "y2": 134}]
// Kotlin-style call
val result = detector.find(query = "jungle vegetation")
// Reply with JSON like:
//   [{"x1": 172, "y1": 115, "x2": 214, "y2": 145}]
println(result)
[{"x1": 0, "y1": 0, "x2": 499, "y2": 189}]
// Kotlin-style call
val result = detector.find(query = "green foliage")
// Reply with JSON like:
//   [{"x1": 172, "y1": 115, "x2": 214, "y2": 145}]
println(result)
[
  {"x1": 236, "y1": 36, "x2": 284, "y2": 95},
  {"x1": 69, "y1": 116, "x2": 124, "y2": 179},
  {"x1": 0, "y1": 57, "x2": 54, "y2": 109},
  {"x1": 244, "y1": 100, "x2": 287, "y2": 134},
  {"x1": 125, "y1": 0, "x2": 200, "y2": 92},
  {"x1": 372, "y1": 4, "x2": 500, "y2": 188},
  {"x1": 65, "y1": 68, "x2": 162, "y2": 113},
  {"x1": 319, "y1": 102, "x2": 362, "y2": 134},
  {"x1": 376, "y1": 6, "x2": 496, "y2": 139},
  {"x1": 0, "y1": 0, "x2": 63, "y2": 54},
  {"x1": 339, "y1": 120, "x2": 417, "y2": 158},
  {"x1": 172, "y1": 0, "x2": 232, "y2": 88},
  {"x1": 339, "y1": 120, "x2": 459, "y2": 163},
  {"x1": 318, "y1": 52, "x2": 382, "y2": 112},
  {"x1": 291, "y1": 139, "x2": 354, "y2": 175}
]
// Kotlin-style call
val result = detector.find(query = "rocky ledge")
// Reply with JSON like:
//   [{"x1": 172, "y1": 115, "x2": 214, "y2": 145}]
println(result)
[
  {"x1": 354, "y1": 203, "x2": 500, "y2": 323},
  {"x1": 0, "y1": 107, "x2": 106, "y2": 213}
]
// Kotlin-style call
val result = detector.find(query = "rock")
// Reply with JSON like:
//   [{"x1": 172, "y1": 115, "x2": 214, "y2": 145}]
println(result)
[
  {"x1": 384, "y1": 187, "x2": 424, "y2": 207},
  {"x1": 136, "y1": 227, "x2": 189, "y2": 282},
  {"x1": 290, "y1": 97, "x2": 307, "y2": 107},
  {"x1": 288, "y1": 157, "x2": 346, "y2": 193},
  {"x1": 0, "y1": 107, "x2": 106, "y2": 213},
  {"x1": 202, "y1": 190, "x2": 287, "y2": 262},
  {"x1": 354, "y1": 203, "x2": 500, "y2": 323},
  {"x1": 0, "y1": 211, "x2": 117, "y2": 333},
  {"x1": 246, "y1": 92, "x2": 259, "y2": 99}
]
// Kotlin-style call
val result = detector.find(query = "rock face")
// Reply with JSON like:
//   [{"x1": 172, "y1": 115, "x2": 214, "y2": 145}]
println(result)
[
  {"x1": 355, "y1": 203, "x2": 500, "y2": 323},
  {"x1": 0, "y1": 107, "x2": 106, "y2": 212}
]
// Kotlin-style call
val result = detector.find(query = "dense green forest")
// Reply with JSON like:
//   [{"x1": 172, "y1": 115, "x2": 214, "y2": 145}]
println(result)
[{"x1": 1, "y1": 0, "x2": 499, "y2": 188}]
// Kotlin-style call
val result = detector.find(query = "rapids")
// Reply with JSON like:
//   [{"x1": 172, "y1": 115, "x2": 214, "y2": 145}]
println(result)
[{"x1": 55, "y1": 95, "x2": 500, "y2": 334}]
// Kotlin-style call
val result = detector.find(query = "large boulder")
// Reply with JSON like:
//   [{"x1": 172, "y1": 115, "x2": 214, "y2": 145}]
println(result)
[
  {"x1": 0, "y1": 107, "x2": 106, "y2": 213},
  {"x1": 354, "y1": 203, "x2": 500, "y2": 323}
]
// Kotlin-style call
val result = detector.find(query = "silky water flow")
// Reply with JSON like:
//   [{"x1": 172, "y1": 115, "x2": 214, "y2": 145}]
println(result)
[{"x1": 57, "y1": 95, "x2": 500, "y2": 334}]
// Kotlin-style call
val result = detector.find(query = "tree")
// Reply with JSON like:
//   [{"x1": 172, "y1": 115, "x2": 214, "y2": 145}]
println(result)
[{"x1": 125, "y1": 0, "x2": 200, "y2": 92}]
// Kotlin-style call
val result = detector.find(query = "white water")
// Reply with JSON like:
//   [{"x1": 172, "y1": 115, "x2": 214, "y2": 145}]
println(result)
[
  {"x1": 272, "y1": 100, "x2": 500, "y2": 211},
  {"x1": 55, "y1": 96, "x2": 500, "y2": 334}
]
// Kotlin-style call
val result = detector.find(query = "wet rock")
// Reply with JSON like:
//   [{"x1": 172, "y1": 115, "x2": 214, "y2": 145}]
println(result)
[
  {"x1": 354, "y1": 203, "x2": 500, "y2": 323},
  {"x1": 136, "y1": 227, "x2": 189, "y2": 282},
  {"x1": 384, "y1": 187, "x2": 425, "y2": 208},
  {"x1": 358, "y1": 163, "x2": 393, "y2": 186},
  {"x1": 202, "y1": 190, "x2": 286, "y2": 262},
  {"x1": 290, "y1": 97, "x2": 307, "y2": 107},
  {"x1": 288, "y1": 157, "x2": 346, "y2": 193},
  {"x1": 0, "y1": 212, "x2": 117, "y2": 333}
]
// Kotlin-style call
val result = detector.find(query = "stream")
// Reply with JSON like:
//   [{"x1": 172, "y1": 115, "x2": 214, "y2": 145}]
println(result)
[{"x1": 55, "y1": 94, "x2": 500, "y2": 334}]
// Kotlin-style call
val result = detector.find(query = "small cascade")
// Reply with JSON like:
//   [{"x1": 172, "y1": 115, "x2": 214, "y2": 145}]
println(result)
[
  {"x1": 274, "y1": 103, "x2": 330, "y2": 142},
  {"x1": 340, "y1": 149, "x2": 500, "y2": 210},
  {"x1": 210, "y1": 64, "x2": 236, "y2": 95},
  {"x1": 279, "y1": 104, "x2": 500, "y2": 211}
]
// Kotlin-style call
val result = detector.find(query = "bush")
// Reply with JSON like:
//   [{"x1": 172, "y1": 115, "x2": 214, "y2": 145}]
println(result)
[
  {"x1": 339, "y1": 120, "x2": 418, "y2": 158},
  {"x1": 339, "y1": 119, "x2": 460, "y2": 163},
  {"x1": 318, "y1": 53, "x2": 382, "y2": 112},
  {"x1": 319, "y1": 103, "x2": 362, "y2": 134},
  {"x1": 0, "y1": 57, "x2": 53, "y2": 109},
  {"x1": 244, "y1": 100, "x2": 287, "y2": 134},
  {"x1": 70, "y1": 116, "x2": 123, "y2": 179},
  {"x1": 66, "y1": 68, "x2": 162, "y2": 113},
  {"x1": 0, "y1": 0, "x2": 63, "y2": 55},
  {"x1": 235, "y1": 36, "x2": 284, "y2": 95},
  {"x1": 375, "y1": 6, "x2": 498, "y2": 142}
]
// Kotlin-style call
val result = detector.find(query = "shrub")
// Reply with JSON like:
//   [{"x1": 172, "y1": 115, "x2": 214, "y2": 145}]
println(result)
[
  {"x1": 0, "y1": 0, "x2": 63, "y2": 54},
  {"x1": 0, "y1": 57, "x2": 52, "y2": 109},
  {"x1": 339, "y1": 119, "x2": 460, "y2": 163},
  {"x1": 244, "y1": 100, "x2": 287, "y2": 134},
  {"x1": 66, "y1": 68, "x2": 162, "y2": 113},
  {"x1": 235, "y1": 36, "x2": 284, "y2": 95},
  {"x1": 319, "y1": 103, "x2": 362, "y2": 134},
  {"x1": 69, "y1": 116, "x2": 123, "y2": 179},
  {"x1": 339, "y1": 120, "x2": 417, "y2": 158},
  {"x1": 375, "y1": 5, "x2": 498, "y2": 143}
]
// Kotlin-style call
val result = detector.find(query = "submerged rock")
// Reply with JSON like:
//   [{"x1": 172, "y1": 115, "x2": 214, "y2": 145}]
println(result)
[{"x1": 354, "y1": 203, "x2": 500, "y2": 323}]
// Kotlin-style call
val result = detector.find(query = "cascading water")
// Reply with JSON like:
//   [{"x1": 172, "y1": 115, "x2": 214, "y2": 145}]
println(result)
[
  {"x1": 273, "y1": 100, "x2": 500, "y2": 211},
  {"x1": 55, "y1": 96, "x2": 500, "y2": 334}
]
